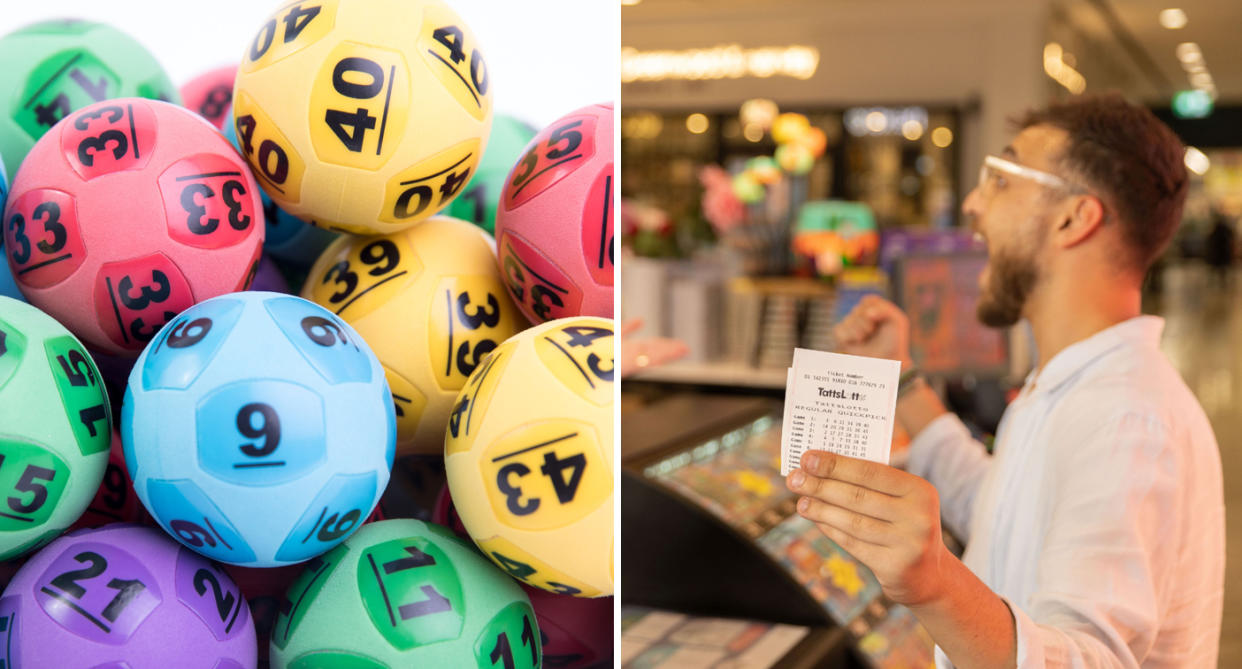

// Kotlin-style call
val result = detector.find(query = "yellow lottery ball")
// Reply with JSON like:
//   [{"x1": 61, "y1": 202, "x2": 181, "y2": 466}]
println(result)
[
  {"x1": 232, "y1": 0, "x2": 493, "y2": 235},
  {"x1": 445, "y1": 317, "x2": 614, "y2": 598},
  {"x1": 303, "y1": 216, "x2": 526, "y2": 455}
]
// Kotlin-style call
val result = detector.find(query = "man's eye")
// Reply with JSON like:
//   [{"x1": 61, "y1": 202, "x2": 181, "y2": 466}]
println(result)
[{"x1": 995, "y1": 175, "x2": 1008, "y2": 189}]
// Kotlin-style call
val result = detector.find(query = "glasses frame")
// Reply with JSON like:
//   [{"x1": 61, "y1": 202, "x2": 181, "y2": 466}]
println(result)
[{"x1": 978, "y1": 154, "x2": 1079, "y2": 193}]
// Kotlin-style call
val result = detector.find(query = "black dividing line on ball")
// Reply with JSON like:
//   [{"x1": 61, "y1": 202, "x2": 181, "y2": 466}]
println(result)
[
  {"x1": 175, "y1": 171, "x2": 242, "y2": 182},
  {"x1": 104, "y1": 277, "x2": 130, "y2": 344},
  {"x1": 127, "y1": 104, "x2": 139, "y2": 160},
  {"x1": 0, "y1": 512, "x2": 31, "y2": 523},
  {"x1": 16, "y1": 253, "x2": 72, "y2": 275},
  {"x1": 491, "y1": 432, "x2": 578, "y2": 463},
  {"x1": 444, "y1": 290, "x2": 454, "y2": 377},
  {"x1": 282, "y1": 559, "x2": 329, "y2": 644},
  {"x1": 203, "y1": 517, "x2": 234, "y2": 551},
  {"x1": 301, "y1": 507, "x2": 327, "y2": 544},
  {"x1": 24, "y1": 52, "x2": 81, "y2": 109},
  {"x1": 507, "y1": 250, "x2": 569, "y2": 295},
  {"x1": 598, "y1": 174, "x2": 612, "y2": 270},
  {"x1": 39, "y1": 588, "x2": 110, "y2": 632},
  {"x1": 366, "y1": 552, "x2": 399, "y2": 627},
  {"x1": 224, "y1": 585, "x2": 243, "y2": 634},
  {"x1": 510, "y1": 154, "x2": 583, "y2": 200},
  {"x1": 376, "y1": 65, "x2": 395, "y2": 156},
  {"x1": 426, "y1": 50, "x2": 480, "y2": 107},
  {"x1": 2, "y1": 609, "x2": 15, "y2": 667},
  {"x1": 335, "y1": 270, "x2": 407, "y2": 315},
  {"x1": 398, "y1": 153, "x2": 473, "y2": 185},
  {"x1": 233, "y1": 461, "x2": 285, "y2": 468},
  {"x1": 543, "y1": 336, "x2": 595, "y2": 390}
]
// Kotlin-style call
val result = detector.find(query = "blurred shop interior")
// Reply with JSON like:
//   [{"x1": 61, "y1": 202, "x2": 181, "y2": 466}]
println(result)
[{"x1": 618, "y1": 1, "x2": 1242, "y2": 667}]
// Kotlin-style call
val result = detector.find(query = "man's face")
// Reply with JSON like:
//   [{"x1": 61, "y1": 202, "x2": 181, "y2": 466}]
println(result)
[{"x1": 961, "y1": 125, "x2": 1072, "y2": 327}]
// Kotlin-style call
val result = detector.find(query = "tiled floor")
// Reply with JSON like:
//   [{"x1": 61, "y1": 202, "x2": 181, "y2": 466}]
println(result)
[{"x1": 1148, "y1": 262, "x2": 1240, "y2": 667}]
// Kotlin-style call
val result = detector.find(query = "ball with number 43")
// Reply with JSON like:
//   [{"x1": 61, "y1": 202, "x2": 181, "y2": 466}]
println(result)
[
  {"x1": 0, "y1": 297, "x2": 110, "y2": 560},
  {"x1": 232, "y1": 0, "x2": 493, "y2": 235},
  {"x1": 122, "y1": 292, "x2": 396, "y2": 567},
  {"x1": 303, "y1": 215, "x2": 527, "y2": 455},
  {"x1": 445, "y1": 317, "x2": 614, "y2": 597}
]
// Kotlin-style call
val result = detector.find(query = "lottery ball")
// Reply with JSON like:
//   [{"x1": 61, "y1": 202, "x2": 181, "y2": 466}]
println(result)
[
  {"x1": 446, "y1": 114, "x2": 537, "y2": 235},
  {"x1": 249, "y1": 255, "x2": 290, "y2": 294},
  {"x1": 444, "y1": 317, "x2": 614, "y2": 597},
  {"x1": 0, "y1": 161, "x2": 17, "y2": 304},
  {"x1": 181, "y1": 64, "x2": 237, "y2": 130},
  {"x1": 70, "y1": 428, "x2": 147, "y2": 531},
  {"x1": 3, "y1": 98, "x2": 265, "y2": 357},
  {"x1": 0, "y1": 19, "x2": 180, "y2": 178},
  {"x1": 269, "y1": 518, "x2": 540, "y2": 669},
  {"x1": 122, "y1": 291, "x2": 396, "y2": 567},
  {"x1": 0, "y1": 297, "x2": 110, "y2": 560},
  {"x1": 232, "y1": 0, "x2": 494, "y2": 235},
  {"x1": 303, "y1": 216, "x2": 526, "y2": 455},
  {"x1": 523, "y1": 586, "x2": 612, "y2": 668},
  {"x1": 223, "y1": 105, "x2": 339, "y2": 268},
  {"x1": 495, "y1": 103, "x2": 614, "y2": 324},
  {"x1": 0, "y1": 523, "x2": 256, "y2": 668}
]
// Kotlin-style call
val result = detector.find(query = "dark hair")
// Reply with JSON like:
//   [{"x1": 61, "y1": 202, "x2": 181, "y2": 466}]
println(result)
[{"x1": 1014, "y1": 92, "x2": 1188, "y2": 270}]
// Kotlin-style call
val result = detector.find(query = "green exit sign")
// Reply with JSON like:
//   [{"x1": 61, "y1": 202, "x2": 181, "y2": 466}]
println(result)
[{"x1": 1172, "y1": 90, "x2": 1214, "y2": 119}]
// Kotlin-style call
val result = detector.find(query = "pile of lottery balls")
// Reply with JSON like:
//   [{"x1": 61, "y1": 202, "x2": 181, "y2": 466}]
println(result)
[{"x1": 0, "y1": 1, "x2": 614, "y2": 667}]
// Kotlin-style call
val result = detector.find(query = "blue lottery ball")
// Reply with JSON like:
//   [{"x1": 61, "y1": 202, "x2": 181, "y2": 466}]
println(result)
[
  {"x1": 121, "y1": 291, "x2": 396, "y2": 567},
  {"x1": 0, "y1": 159, "x2": 20, "y2": 304}
]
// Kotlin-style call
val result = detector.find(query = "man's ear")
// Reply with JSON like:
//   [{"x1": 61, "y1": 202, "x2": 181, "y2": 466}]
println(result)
[{"x1": 1053, "y1": 194, "x2": 1106, "y2": 248}]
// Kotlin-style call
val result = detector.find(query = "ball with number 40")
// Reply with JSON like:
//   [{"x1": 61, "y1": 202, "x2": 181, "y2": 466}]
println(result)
[
  {"x1": 232, "y1": 0, "x2": 493, "y2": 235},
  {"x1": 0, "y1": 297, "x2": 110, "y2": 560},
  {"x1": 445, "y1": 317, "x2": 614, "y2": 597}
]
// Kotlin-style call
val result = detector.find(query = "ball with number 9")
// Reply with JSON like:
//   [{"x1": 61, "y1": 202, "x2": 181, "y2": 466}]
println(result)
[
  {"x1": 444, "y1": 317, "x2": 614, "y2": 597},
  {"x1": 232, "y1": 0, "x2": 493, "y2": 235},
  {"x1": 269, "y1": 518, "x2": 540, "y2": 669},
  {"x1": 0, "y1": 297, "x2": 110, "y2": 560},
  {"x1": 303, "y1": 215, "x2": 527, "y2": 455},
  {"x1": 0, "y1": 523, "x2": 256, "y2": 668},
  {"x1": 3, "y1": 98, "x2": 266, "y2": 357},
  {"x1": 122, "y1": 292, "x2": 396, "y2": 567},
  {"x1": 495, "y1": 103, "x2": 614, "y2": 324}
]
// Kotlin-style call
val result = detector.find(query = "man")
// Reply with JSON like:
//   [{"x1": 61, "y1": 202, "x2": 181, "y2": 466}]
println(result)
[{"x1": 786, "y1": 93, "x2": 1224, "y2": 668}]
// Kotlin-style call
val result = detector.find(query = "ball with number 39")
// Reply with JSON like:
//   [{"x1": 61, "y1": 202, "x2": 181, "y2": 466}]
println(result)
[
  {"x1": 232, "y1": 0, "x2": 493, "y2": 235},
  {"x1": 122, "y1": 292, "x2": 395, "y2": 567},
  {"x1": 0, "y1": 297, "x2": 110, "y2": 560},
  {"x1": 303, "y1": 215, "x2": 527, "y2": 455},
  {"x1": 445, "y1": 317, "x2": 614, "y2": 597},
  {"x1": 0, "y1": 523, "x2": 256, "y2": 668}
]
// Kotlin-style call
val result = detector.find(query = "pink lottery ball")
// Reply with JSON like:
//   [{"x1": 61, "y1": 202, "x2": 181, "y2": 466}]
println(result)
[
  {"x1": 495, "y1": 102, "x2": 614, "y2": 324},
  {"x1": 3, "y1": 98, "x2": 265, "y2": 356},
  {"x1": 180, "y1": 65, "x2": 237, "y2": 130}
]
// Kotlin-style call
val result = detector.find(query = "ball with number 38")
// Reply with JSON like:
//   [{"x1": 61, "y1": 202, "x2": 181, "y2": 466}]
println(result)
[
  {"x1": 303, "y1": 216, "x2": 526, "y2": 455},
  {"x1": 270, "y1": 518, "x2": 539, "y2": 669},
  {"x1": 0, "y1": 297, "x2": 110, "y2": 560},
  {"x1": 0, "y1": 523, "x2": 256, "y2": 668},
  {"x1": 3, "y1": 98, "x2": 265, "y2": 357},
  {"x1": 232, "y1": 0, "x2": 493, "y2": 235},
  {"x1": 445, "y1": 317, "x2": 614, "y2": 597},
  {"x1": 122, "y1": 292, "x2": 395, "y2": 568}
]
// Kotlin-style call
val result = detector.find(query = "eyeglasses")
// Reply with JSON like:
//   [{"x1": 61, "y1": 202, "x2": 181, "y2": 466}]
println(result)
[{"x1": 976, "y1": 155, "x2": 1080, "y2": 196}]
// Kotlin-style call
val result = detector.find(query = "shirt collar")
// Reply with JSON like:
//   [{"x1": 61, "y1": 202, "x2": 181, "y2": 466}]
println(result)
[{"x1": 1024, "y1": 315, "x2": 1165, "y2": 395}]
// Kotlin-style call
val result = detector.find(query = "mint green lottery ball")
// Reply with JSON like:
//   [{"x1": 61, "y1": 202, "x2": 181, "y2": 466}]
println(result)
[
  {"x1": 0, "y1": 296, "x2": 110, "y2": 559},
  {"x1": 446, "y1": 115, "x2": 538, "y2": 234},
  {"x1": 270, "y1": 519, "x2": 542, "y2": 669},
  {"x1": 0, "y1": 18, "x2": 180, "y2": 177}
]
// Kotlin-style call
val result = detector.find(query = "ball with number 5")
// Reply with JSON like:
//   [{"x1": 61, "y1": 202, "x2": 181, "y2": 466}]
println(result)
[
  {"x1": 303, "y1": 215, "x2": 527, "y2": 455},
  {"x1": 0, "y1": 523, "x2": 256, "y2": 668},
  {"x1": 0, "y1": 297, "x2": 110, "y2": 560},
  {"x1": 232, "y1": 0, "x2": 493, "y2": 235},
  {"x1": 122, "y1": 292, "x2": 395, "y2": 567},
  {"x1": 445, "y1": 317, "x2": 614, "y2": 597},
  {"x1": 3, "y1": 98, "x2": 266, "y2": 357}
]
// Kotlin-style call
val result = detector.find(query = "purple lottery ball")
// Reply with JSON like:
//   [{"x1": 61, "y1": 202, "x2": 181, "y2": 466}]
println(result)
[
  {"x1": 0, "y1": 523, "x2": 256, "y2": 668},
  {"x1": 248, "y1": 255, "x2": 290, "y2": 294}
]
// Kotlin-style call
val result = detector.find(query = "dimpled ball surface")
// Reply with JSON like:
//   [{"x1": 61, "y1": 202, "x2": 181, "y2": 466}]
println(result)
[
  {"x1": 303, "y1": 216, "x2": 526, "y2": 455},
  {"x1": 269, "y1": 519, "x2": 539, "y2": 669},
  {"x1": 122, "y1": 291, "x2": 395, "y2": 568},
  {"x1": 232, "y1": 0, "x2": 494, "y2": 235},
  {"x1": 0, "y1": 18, "x2": 180, "y2": 177},
  {"x1": 495, "y1": 103, "x2": 613, "y2": 324},
  {"x1": 444, "y1": 317, "x2": 614, "y2": 597},
  {"x1": 0, "y1": 523, "x2": 256, "y2": 668},
  {"x1": 3, "y1": 98, "x2": 265, "y2": 357},
  {"x1": 0, "y1": 297, "x2": 110, "y2": 560}
]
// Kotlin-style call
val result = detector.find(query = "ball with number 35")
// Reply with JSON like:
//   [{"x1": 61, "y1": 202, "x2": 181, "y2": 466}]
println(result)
[
  {"x1": 122, "y1": 292, "x2": 395, "y2": 567},
  {"x1": 445, "y1": 317, "x2": 614, "y2": 597}
]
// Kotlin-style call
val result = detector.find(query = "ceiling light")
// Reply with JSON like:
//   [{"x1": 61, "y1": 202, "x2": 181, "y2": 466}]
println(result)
[
  {"x1": 1176, "y1": 42, "x2": 1202, "y2": 64},
  {"x1": 1184, "y1": 146, "x2": 1209, "y2": 175},
  {"x1": 901, "y1": 120, "x2": 924, "y2": 141},
  {"x1": 864, "y1": 111, "x2": 887, "y2": 133},
  {"x1": 931, "y1": 127, "x2": 953, "y2": 148},
  {"x1": 621, "y1": 0, "x2": 642, "y2": 5},
  {"x1": 1159, "y1": 8, "x2": 1188, "y2": 29},
  {"x1": 743, "y1": 123, "x2": 764, "y2": 142},
  {"x1": 686, "y1": 113, "x2": 709, "y2": 134}
]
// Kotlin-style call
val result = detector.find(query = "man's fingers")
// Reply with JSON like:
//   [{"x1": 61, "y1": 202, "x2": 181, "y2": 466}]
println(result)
[
  {"x1": 787, "y1": 469, "x2": 900, "y2": 521},
  {"x1": 796, "y1": 496, "x2": 894, "y2": 546},
  {"x1": 798, "y1": 450, "x2": 914, "y2": 496}
]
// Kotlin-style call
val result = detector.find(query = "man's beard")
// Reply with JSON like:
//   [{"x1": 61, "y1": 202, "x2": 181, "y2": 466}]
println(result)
[{"x1": 976, "y1": 246, "x2": 1038, "y2": 328}]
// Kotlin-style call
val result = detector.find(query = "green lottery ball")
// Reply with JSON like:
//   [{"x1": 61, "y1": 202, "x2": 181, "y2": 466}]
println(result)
[
  {"x1": 270, "y1": 519, "x2": 541, "y2": 669},
  {"x1": 446, "y1": 115, "x2": 537, "y2": 235},
  {"x1": 0, "y1": 18, "x2": 179, "y2": 177},
  {"x1": 0, "y1": 297, "x2": 110, "y2": 560}
]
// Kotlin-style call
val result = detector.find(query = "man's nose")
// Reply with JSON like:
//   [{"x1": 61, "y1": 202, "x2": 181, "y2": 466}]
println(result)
[{"x1": 961, "y1": 186, "x2": 983, "y2": 231}]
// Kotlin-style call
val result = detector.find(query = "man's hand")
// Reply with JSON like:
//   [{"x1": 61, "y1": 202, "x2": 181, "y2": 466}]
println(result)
[
  {"x1": 833, "y1": 295, "x2": 915, "y2": 372},
  {"x1": 619, "y1": 318, "x2": 690, "y2": 378},
  {"x1": 786, "y1": 449, "x2": 949, "y2": 606}
]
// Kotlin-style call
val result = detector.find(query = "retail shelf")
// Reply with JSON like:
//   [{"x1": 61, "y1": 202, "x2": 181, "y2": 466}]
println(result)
[{"x1": 627, "y1": 361, "x2": 789, "y2": 389}]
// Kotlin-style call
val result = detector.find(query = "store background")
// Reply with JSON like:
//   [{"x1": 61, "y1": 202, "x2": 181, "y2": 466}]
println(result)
[{"x1": 619, "y1": 0, "x2": 1242, "y2": 667}]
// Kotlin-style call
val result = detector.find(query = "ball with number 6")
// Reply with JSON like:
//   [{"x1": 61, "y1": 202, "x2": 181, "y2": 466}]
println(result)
[
  {"x1": 445, "y1": 317, "x2": 614, "y2": 597},
  {"x1": 232, "y1": 0, "x2": 493, "y2": 235},
  {"x1": 3, "y1": 98, "x2": 266, "y2": 357},
  {"x1": 123, "y1": 292, "x2": 395, "y2": 567},
  {"x1": 0, "y1": 523, "x2": 256, "y2": 668},
  {"x1": 303, "y1": 215, "x2": 527, "y2": 455},
  {"x1": 0, "y1": 297, "x2": 110, "y2": 560}
]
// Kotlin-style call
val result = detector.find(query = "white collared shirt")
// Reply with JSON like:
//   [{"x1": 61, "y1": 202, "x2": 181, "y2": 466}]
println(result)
[{"x1": 907, "y1": 316, "x2": 1224, "y2": 668}]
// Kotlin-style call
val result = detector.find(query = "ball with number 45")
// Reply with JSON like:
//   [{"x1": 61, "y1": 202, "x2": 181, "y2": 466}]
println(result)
[
  {"x1": 232, "y1": 0, "x2": 493, "y2": 235},
  {"x1": 303, "y1": 215, "x2": 527, "y2": 455},
  {"x1": 445, "y1": 317, "x2": 614, "y2": 597}
]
